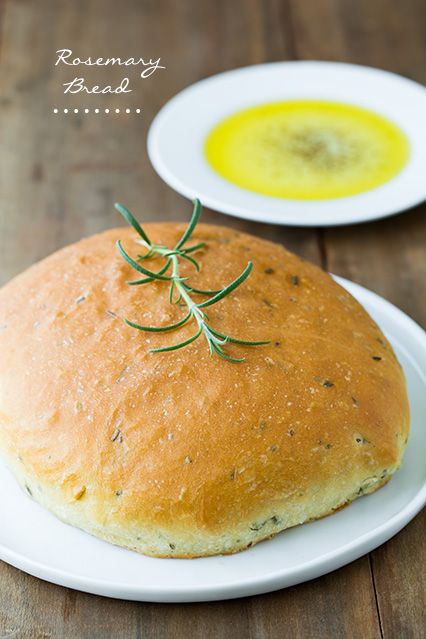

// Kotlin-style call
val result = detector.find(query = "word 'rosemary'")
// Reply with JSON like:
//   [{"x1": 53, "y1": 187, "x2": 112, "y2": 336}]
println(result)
[{"x1": 115, "y1": 199, "x2": 269, "y2": 362}]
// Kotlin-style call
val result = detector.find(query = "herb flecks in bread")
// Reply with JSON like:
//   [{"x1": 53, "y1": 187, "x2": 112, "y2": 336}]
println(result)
[{"x1": 116, "y1": 199, "x2": 269, "y2": 362}]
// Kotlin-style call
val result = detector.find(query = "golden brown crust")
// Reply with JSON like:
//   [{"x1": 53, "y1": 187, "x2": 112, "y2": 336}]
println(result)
[{"x1": 0, "y1": 224, "x2": 409, "y2": 557}]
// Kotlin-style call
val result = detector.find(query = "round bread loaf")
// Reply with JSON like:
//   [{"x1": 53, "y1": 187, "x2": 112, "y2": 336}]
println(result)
[{"x1": 0, "y1": 223, "x2": 409, "y2": 557}]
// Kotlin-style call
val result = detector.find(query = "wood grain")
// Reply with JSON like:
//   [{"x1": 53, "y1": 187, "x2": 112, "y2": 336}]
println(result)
[
  {"x1": 0, "y1": 0, "x2": 424, "y2": 637},
  {"x1": 291, "y1": 3, "x2": 426, "y2": 636}
]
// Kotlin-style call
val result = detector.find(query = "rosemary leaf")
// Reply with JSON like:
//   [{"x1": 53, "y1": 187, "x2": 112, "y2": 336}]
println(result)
[
  {"x1": 137, "y1": 248, "x2": 154, "y2": 260},
  {"x1": 179, "y1": 252, "x2": 200, "y2": 272},
  {"x1": 150, "y1": 326, "x2": 203, "y2": 353},
  {"x1": 182, "y1": 283, "x2": 222, "y2": 295},
  {"x1": 211, "y1": 341, "x2": 245, "y2": 363},
  {"x1": 198, "y1": 262, "x2": 253, "y2": 308},
  {"x1": 169, "y1": 280, "x2": 175, "y2": 304},
  {"x1": 208, "y1": 326, "x2": 271, "y2": 346},
  {"x1": 174, "y1": 199, "x2": 201, "y2": 250},
  {"x1": 117, "y1": 241, "x2": 174, "y2": 282},
  {"x1": 182, "y1": 242, "x2": 206, "y2": 254},
  {"x1": 128, "y1": 258, "x2": 172, "y2": 285},
  {"x1": 115, "y1": 203, "x2": 152, "y2": 245},
  {"x1": 125, "y1": 312, "x2": 191, "y2": 333}
]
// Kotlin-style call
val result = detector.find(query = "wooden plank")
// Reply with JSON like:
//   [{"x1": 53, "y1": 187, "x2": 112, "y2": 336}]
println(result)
[
  {"x1": 0, "y1": 563, "x2": 141, "y2": 639},
  {"x1": 290, "y1": 1, "x2": 426, "y2": 636},
  {"x1": 371, "y1": 511, "x2": 426, "y2": 639},
  {"x1": 0, "y1": 558, "x2": 381, "y2": 639},
  {"x1": 246, "y1": 560, "x2": 381, "y2": 639}
]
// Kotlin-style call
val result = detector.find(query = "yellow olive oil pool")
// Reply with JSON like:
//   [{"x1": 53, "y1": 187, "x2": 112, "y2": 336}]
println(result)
[{"x1": 205, "y1": 100, "x2": 409, "y2": 200}]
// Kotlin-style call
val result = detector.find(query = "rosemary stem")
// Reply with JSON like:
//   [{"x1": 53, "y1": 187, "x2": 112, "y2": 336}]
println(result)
[
  {"x1": 168, "y1": 253, "x2": 208, "y2": 343},
  {"x1": 118, "y1": 199, "x2": 270, "y2": 362},
  {"x1": 136, "y1": 239, "x2": 222, "y2": 351}
]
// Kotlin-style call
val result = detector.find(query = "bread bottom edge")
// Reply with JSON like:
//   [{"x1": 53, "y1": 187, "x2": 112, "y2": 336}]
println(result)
[{"x1": 9, "y1": 463, "x2": 397, "y2": 559}]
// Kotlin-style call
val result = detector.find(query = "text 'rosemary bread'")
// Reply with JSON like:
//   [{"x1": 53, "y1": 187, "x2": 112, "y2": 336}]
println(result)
[{"x1": 0, "y1": 219, "x2": 409, "y2": 557}]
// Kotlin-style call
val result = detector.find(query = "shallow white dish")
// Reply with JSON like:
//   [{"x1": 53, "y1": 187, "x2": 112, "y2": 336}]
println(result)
[
  {"x1": 148, "y1": 61, "x2": 426, "y2": 227},
  {"x1": 0, "y1": 276, "x2": 425, "y2": 602}
]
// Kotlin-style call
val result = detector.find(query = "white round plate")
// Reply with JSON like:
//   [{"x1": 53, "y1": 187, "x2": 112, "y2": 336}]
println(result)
[
  {"x1": 0, "y1": 276, "x2": 425, "y2": 602},
  {"x1": 148, "y1": 61, "x2": 426, "y2": 226}
]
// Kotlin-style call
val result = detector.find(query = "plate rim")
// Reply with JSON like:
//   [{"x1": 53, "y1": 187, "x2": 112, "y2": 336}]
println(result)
[
  {"x1": 147, "y1": 60, "x2": 426, "y2": 227},
  {"x1": 0, "y1": 275, "x2": 425, "y2": 602}
]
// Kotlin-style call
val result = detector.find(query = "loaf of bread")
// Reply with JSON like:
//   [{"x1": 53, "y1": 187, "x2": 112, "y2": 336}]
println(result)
[{"x1": 0, "y1": 223, "x2": 409, "y2": 557}]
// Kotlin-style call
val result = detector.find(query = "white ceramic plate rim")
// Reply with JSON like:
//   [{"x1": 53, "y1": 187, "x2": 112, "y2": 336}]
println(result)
[
  {"x1": 0, "y1": 276, "x2": 425, "y2": 602},
  {"x1": 148, "y1": 61, "x2": 426, "y2": 227}
]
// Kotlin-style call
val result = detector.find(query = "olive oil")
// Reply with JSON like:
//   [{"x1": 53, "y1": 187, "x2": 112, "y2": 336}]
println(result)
[{"x1": 205, "y1": 100, "x2": 409, "y2": 200}]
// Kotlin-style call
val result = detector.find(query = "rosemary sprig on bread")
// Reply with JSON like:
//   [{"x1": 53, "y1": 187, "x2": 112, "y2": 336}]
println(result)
[{"x1": 115, "y1": 199, "x2": 269, "y2": 362}]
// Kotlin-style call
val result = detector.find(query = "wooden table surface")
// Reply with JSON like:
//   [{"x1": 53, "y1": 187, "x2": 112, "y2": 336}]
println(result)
[{"x1": 0, "y1": 0, "x2": 425, "y2": 637}]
